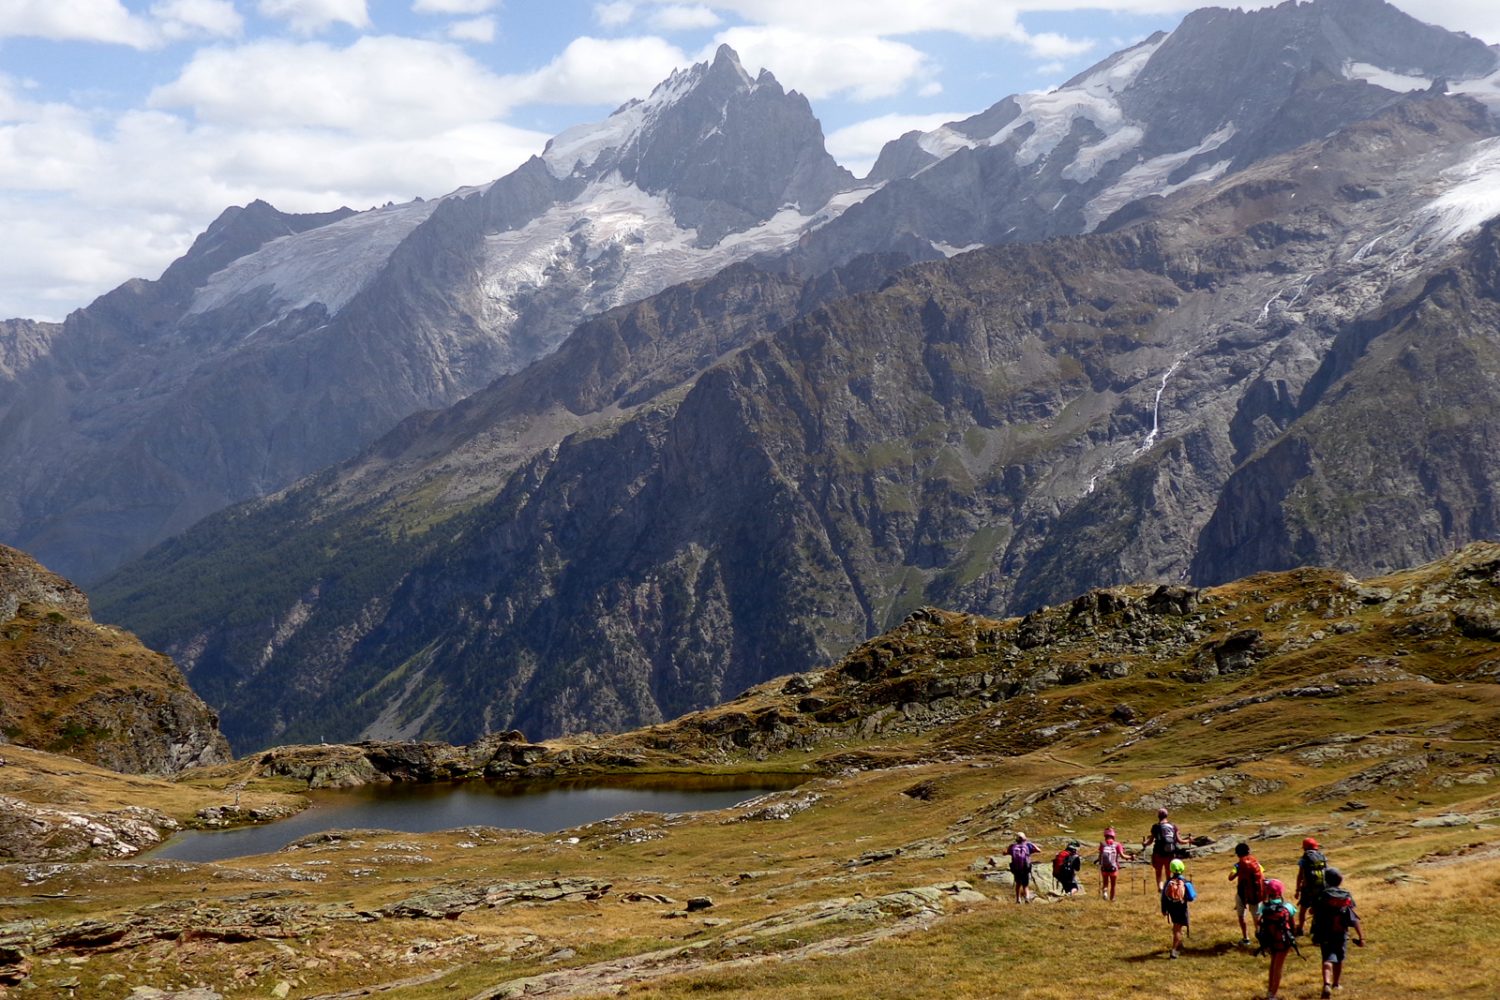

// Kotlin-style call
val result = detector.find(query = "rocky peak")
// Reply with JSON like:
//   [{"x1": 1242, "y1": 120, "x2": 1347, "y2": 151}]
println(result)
[
  {"x1": 542, "y1": 44, "x2": 853, "y2": 243},
  {"x1": 1124, "y1": 0, "x2": 1499, "y2": 151}
]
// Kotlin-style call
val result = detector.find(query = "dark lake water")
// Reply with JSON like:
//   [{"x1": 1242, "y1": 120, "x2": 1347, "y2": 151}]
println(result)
[{"x1": 147, "y1": 773, "x2": 804, "y2": 863}]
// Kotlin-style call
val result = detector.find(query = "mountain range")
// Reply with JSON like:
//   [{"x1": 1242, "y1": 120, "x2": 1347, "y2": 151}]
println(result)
[{"x1": 7, "y1": 0, "x2": 1500, "y2": 751}]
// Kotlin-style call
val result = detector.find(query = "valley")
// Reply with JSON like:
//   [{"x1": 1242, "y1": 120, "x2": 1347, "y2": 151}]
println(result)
[
  {"x1": 6, "y1": 3, "x2": 1500, "y2": 997},
  {"x1": 5, "y1": 544, "x2": 1500, "y2": 997}
]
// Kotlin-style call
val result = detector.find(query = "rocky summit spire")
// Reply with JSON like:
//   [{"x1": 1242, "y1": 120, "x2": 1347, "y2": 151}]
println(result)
[{"x1": 541, "y1": 45, "x2": 853, "y2": 243}]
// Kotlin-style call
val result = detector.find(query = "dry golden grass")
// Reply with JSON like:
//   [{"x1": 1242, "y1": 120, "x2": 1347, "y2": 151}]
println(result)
[{"x1": 6, "y1": 546, "x2": 1500, "y2": 998}]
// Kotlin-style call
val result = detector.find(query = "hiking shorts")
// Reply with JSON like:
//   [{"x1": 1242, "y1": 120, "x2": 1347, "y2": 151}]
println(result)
[
  {"x1": 1320, "y1": 935, "x2": 1348, "y2": 965},
  {"x1": 1236, "y1": 895, "x2": 1252, "y2": 918},
  {"x1": 1012, "y1": 867, "x2": 1031, "y2": 888}
]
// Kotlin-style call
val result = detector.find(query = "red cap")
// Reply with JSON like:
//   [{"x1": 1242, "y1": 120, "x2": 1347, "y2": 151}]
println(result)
[
  {"x1": 1265, "y1": 878, "x2": 1285, "y2": 897},
  {"x1": 1158, "y1": 807, "x2": 1169, "y2": 818},
  {"x1": 1303, "y1": 837, "x2": 1319, "y2": 850},
  {"x1": 1104, "y1": 827, "x2": 1116, "y2": 838}
]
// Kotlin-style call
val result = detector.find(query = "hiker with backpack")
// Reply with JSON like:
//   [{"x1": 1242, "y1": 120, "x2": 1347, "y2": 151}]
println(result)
[
  {"x1": 1143, "y1": 807, "x2": 1183, "y2": 890},
  {"x1": 1295, "y1": 837, "x2": 1328, "y2": 935},
  {"x1": 1008, "y1": 831, "x2": 1041, "y2": 903},
  {"x1": 1309, "y1": 868, "x2": 1364, "y2": 999},
  {"x1": 1052, "y1": 840, "x2": 1083, "y2": 895},
  {"x1": 1256, "y1": 878, "x2": 1300, "y2": 1000},
  {"x1": 1228, "y1": 841, "x2": 1266, "y2": 945},
  {"x1": 1159, "y1": 857, "x2": 1196, "y2": 959},
  {"x1": 1096, "y1": 827, "x2": 1133, "y2": 901}
]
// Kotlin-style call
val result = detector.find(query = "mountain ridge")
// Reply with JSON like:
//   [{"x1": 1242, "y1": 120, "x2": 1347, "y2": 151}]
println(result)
[{"x1": 96, "y1": 85, "x2": 1500, "y2": 751}]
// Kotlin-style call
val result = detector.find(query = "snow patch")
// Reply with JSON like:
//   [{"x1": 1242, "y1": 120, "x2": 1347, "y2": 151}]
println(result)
[
  {"x1": 1082, "y1": 124, "x2": 1236, "y2": 231},
  {"x1": 541, "y1": 61, "x2": 705, "y2": 179},
  {"x1": 917, "y1": 125, "x2": 981, "y2": 160},
  {"x1": 1063, "y1": 126, "x2": 1145, "y2": 183},
  {"x1": 932, "y1": 241, "x2": 983, "y2": 258},
  {"x1": 188, "y1": 198, "x2": 442, "y2": 319},
  {"x1": 1413, "y1": 137, "x2": 1500, "y2": 246},
  {"x1": 479, "y1": 176, "x2": 879, "y2": 328},
  {"x1": 991, "y1": 88, "x2": 1128, "y2": 167},
  {"x1": 1343, "y1": 61, "x2": 1433, "y2": 93},
  {"x1": 1450, "y1": 67, "x2": 1500, "y2": 114},
  {"x1": 914, "y1": 35, "x2": 1165, "y2": 176}
]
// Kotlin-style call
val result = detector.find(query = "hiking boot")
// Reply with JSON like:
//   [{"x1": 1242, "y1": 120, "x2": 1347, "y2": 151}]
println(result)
[
  {"x1": 1168, "y1": 949, "x2": 1179, "y2": 959},
  {"x1": 1321, "y1": 987, "x2": 1332, "y2": 999},
  {"x1": 1240, "y1": 937, "x2": 1251, "y2": 945}
]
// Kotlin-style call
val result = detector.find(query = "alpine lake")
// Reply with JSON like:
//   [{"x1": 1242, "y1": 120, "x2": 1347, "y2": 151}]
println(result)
[{"x1": 147, "y1": 773, "x2": 806, "y2": 862}]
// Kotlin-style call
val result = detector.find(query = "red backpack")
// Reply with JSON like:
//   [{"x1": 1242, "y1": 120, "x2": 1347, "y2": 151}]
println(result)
[
  {"x1": 1317, "y1": 888, "x2": 1357, "y2": 940},
  {"x1": 1237, "y1": 855, "x2": 1265, "y2": 903},
  {"x1": 1052, "y1": 849, "x2": 1072, "y2": 878},
  {"x1": 1257, "y1": 900, "x2": 1299, "y2": 956}
]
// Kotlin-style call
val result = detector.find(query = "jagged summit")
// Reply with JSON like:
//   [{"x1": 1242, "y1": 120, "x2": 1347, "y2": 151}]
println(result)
[
  {"x1": 0, "y1": 44, "x2": 861, "y2": 584},
  {"x1": 542, "y1": 44, "x2": 853, "y2": 242}
]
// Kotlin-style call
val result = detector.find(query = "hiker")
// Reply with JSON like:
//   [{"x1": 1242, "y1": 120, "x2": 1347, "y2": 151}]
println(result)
[
  {"x1": 1008, "y1": 831, "x2": 1040, "y2": 903},
  {"x1": 1295, "y1": 836, "x2": 1328, "y2": 934},
  {"x1": 1228, "y1": 841, "x2": 1266, "y2": 945},
  {"x1": 1143, "y1": 807, "x2": 1182, "y2": 890},
  {"x1": 1052, "y1": 840, "x2": 1083, "y2": 895},
  {"x1": 1159, "y1": 857, "x2": 1196, "y2": 959},
  {"x1": 1256, "y1": 878, "x2": 1300, "y2": 1000},
  {"x1": 1096, "y1": 827, "x2": 1133, "y2": 901},
  {"x1": 1310, "y1": 868, "x2": 1364, "y2": 999}
]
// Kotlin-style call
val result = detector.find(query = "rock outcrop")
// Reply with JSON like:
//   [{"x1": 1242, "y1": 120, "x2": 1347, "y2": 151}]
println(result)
[{"x1": 0, "y1": 544, "x2": 230, "y2": 774}]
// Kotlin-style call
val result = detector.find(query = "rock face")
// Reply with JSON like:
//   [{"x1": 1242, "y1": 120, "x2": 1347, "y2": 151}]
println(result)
[
  {"x1": 98, "y1": 74, "x2": 1500, "y2": 753},
  {"x1": 0, "y1": 544, "x2": 230, "y2": 774},
  {"x1": 0, "y1": 47, "x2": 855, "y2": 584}
]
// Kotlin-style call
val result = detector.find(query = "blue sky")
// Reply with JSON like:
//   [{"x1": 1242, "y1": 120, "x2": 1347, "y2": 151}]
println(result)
[{"x1": 2, "y1": 0, "x2": 1497, "y2": 321}]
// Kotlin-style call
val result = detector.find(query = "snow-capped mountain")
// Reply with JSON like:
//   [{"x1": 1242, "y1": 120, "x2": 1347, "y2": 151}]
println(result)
[
  {"x1": 793, "y1": 0, "x2": 1500, "y2": 270},
  {"x1": 0, "y1": 46, "x2": 857, "y2": 583}
]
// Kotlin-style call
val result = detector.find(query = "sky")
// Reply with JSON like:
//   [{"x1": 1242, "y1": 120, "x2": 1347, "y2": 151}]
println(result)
[{"x1": 2, "y1": 1, "x2": 1498, "y2": 322}]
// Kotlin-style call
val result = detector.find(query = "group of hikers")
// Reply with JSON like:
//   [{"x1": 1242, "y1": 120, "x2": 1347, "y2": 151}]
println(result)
[{"x1": 1006, "y1": 808, "x2": 1366, "y2": 1000}]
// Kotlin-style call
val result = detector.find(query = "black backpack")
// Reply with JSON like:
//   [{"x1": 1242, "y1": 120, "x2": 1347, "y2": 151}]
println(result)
[
  {"x1": 1154, "y1": 821, "x2": 1178, "y2": 855},
  {"x1": 1256, "y1": 900, "x2": 1300, "y2": 957}
]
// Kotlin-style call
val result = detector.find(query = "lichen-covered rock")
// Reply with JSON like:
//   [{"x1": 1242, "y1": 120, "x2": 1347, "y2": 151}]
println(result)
[{"x1": 0, "y1": 794, "x2": 177, "y2": 862}]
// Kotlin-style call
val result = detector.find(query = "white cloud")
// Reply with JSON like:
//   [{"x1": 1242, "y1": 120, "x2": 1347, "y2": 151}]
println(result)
[
  {"x1": 1027, "y1": 31, "x2": 1095, "y2": 59},
  {"x1": 710, "y1": 26, "x2": 929, "y2": 100},
  {"x1": 149, "y1": 37, "x2": 512, "y2": 133},
  {"x1": 505, "y1": 35, "x2": 690, "y2": 105},
  {"x1": 0, "y1": 0, "x2": 156, "y2": 48},
  {"x1": 595, "y1": 2, "x2": 637, "y2": 28},
  {"x1": 650, "y1": 5, "x2": 721, "y2": 31},
  {"x1": 824, "y1": 110, "x2": 975, "y2": 175},
  {"x1": 0, "y1": 70, "x2": 550, "y2": 321},
  {"x1": 660, "y1": 1, "x2": 1029, "y2": 39},
  {"x1": 448, "y1": 16, "x2": 497, "y2": 42},
  {"x1": 151, "y1": 0, "x2": 244, "y2": 40},
  {"x1": 256, "y1": 0, "x2": 370, "y2": 34},
  {"x1": 918, "y1": 80, "x2": 943, "y2": 97},
  {"x1": 413, "y1": 0, "x2": 498, "y2": 12}
]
